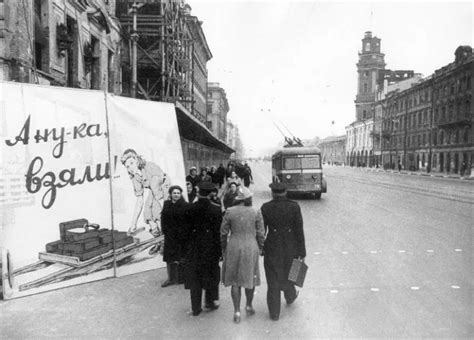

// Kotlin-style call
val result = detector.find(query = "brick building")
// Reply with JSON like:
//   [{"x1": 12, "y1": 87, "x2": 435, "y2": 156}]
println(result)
[
  {"x1": 207, "y1": 82, "x2": 229, "y2": 141},
  {"x1": 0, "y1": 0, "x2": 121, "y2": 92}
]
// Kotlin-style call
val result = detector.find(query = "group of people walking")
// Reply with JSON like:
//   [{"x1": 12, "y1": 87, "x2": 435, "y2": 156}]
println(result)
[
  {"x1": 185, "y1": 161, "x2": 254, "y2": 204},
  {"x1": 159, "y1": 171, "x2": 306, "y2": 323}
]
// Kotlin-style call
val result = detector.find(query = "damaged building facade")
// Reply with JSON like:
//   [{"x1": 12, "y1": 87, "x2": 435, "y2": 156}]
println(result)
[
  {"x1": 0, "y1": 0, "x2": 121, "y2": 91},
  {"x1": 116, "y1": 1, "x2": 233, "y2": 171}
]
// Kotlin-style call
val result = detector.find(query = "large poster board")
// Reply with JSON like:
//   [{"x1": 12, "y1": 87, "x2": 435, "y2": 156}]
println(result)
[{"x1": 0, "y1": 81, "x2": 185, "y2": 299}]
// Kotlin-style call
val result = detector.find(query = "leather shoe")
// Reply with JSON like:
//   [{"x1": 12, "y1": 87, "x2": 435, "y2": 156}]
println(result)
[
  {"x1": 161, "y1": 280, "x2": 176, "y2": 288},
  {"x1": 205, "y1": 302, "x2": 219, "y2": 311},
  {"x1": 270, "y1": 314, "x2": 279, "y2": 321},
  {"x1": 245, "y1": 306, "x2": 255, "y2": 315},
  {"x1": 286, "y1": 291, "x2": 299, "y2": 305},
  {"x1": 192, "y1": 308, "x2": 202, "y2": 316},
  {"x1": 233, "y1": 312, "x2": 241, "y2": 323}
]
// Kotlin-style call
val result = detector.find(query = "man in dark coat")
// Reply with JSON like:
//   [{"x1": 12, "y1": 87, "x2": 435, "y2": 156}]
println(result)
[
  {"x1": 260, "y1": 182, "x2": 306, "y2": 321},
  {"x1": 183, "y1": 181, "x2": 223, "y2": 316},
  {"x1": 242, "y1": 161, "x2": 253, "y2": 187},
  {"x1": 216, "y1": 164, "x2": 226, "y2": 188}
]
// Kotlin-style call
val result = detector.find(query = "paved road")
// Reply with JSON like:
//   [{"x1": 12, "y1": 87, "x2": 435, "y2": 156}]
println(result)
[{"x1": 1, "y1": 162, "x2": 473, "y2": 338}]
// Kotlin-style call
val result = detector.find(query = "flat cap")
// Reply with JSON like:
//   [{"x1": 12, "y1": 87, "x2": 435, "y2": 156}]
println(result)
[{"x1": 269, "y1": 182, "x2": 287, "y2": 193}]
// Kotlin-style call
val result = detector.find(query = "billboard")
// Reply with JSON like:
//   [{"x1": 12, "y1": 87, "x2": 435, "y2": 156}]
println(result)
[{"x1": 0, "y1": 81, "x2": 185, "y2": 299}]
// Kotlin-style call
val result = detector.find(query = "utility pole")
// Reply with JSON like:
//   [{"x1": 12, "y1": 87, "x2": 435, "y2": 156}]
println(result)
[{"x1": 130, "y1": 2, "x2": 138, "y2": 98}]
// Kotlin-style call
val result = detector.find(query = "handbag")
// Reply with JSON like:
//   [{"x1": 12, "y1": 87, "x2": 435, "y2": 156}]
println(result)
[{"x1": 288, "y1": 258, "x2": 308, "y2": 287}]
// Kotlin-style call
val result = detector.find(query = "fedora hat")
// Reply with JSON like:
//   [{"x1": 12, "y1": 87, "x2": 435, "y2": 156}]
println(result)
[
  {"x1": 234, "y1": 187, "x2": 253, "y2": 201},
  {"x1": 198, "y1": 181, "x2": 216, "y2": 195}
]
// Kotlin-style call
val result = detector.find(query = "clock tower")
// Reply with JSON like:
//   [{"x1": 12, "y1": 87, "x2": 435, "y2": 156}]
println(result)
[{"x1": 355, "y1": 31, "x2": 386, "y2": 121}]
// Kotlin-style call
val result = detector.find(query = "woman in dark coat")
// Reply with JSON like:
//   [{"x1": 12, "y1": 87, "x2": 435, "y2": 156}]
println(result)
[{"x1": 161, "y1": 185, "x2": 189, "y2": 287}]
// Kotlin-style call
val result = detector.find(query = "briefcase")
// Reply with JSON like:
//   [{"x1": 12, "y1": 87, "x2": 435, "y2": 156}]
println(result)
[{"x1": 288, "y1": 258, "x2": 308, "y2": 287}]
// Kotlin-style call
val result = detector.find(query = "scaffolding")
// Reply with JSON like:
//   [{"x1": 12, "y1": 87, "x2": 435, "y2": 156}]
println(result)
[{"x1": 118, "y1": 0, "x2": 195, "y2": 115}]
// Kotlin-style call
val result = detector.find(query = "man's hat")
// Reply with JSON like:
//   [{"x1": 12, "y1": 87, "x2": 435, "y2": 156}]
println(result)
[
  {"x1": 269, "y1": 182, "x2": 287, "y2": 193},
  {"x1": 198, "y1": 181, "x2": 216, "y2": 195},
  {"x1": 190, "y1": 166, "x2": 197, "y2": 171}
]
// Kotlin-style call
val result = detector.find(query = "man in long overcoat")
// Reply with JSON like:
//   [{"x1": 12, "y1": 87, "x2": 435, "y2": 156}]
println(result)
[
  {"x1": 260, "y1": 182, "x2": 306, "y2": 321},
  {"x1": 183, "y1": 182, "x2": 223, "y2": 316}
]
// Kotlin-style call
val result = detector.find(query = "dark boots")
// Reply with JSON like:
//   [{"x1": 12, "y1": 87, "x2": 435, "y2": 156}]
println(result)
[{"x1": 161, "y1": 262, "x2": 179, "y2": 287}]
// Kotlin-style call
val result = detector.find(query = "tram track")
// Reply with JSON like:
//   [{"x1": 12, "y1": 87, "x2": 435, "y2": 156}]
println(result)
[{"x1": 327, "y1": 172, "x2": 474, "y2": 205}]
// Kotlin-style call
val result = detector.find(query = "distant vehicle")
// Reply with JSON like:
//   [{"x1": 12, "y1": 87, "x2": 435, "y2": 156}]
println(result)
[{"x1": 271, "y1": 146, "x2": 327, "y2": 199}]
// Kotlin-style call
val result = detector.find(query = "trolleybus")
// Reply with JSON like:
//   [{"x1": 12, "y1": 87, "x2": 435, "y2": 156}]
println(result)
[{"x1": 271, "y1": 146, "x2": 327, "y2": 199}]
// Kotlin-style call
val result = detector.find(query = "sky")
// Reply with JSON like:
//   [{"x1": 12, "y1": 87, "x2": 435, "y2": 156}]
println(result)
[{"x1": 189, "y1": 1, "x2": 473, "y2": 157}]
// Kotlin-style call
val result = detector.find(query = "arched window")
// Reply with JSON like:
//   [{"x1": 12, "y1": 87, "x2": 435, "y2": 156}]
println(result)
[
  {"x1": 434, "y1": 108, "x2": 438, "y2": 122},
  {"x1": 432, "y1": 131, "x2": 437, "y2": 145},
  {"x1": 417, "y1": 135, "x2": 421, "y2": 145},
  {"x1": 441, "y1": 106, "x2": 446, "y2": 121},
  {"x1": 366, "y1": 42, "x2": 371, "y2": 51},
  {"x1": 439, "y1": 130, "x2": 444, "y2": 145},
  {"x1": 364, "y1": 83, "x2": 368, "y2": 93},
  {"x1": 466, "y1": 101, "x2": 471, "y2": 118}
]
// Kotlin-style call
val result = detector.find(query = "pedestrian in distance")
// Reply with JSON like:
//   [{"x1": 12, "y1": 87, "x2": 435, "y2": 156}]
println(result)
[
  {"x1": 183, "y1": 182, "x2": 223, "y2": 316},
  {"x1": 260, "y1": 182, "x2": 306, "y2": 321},
  {"x1": 161, "y1": 185, "x2": 189, "y2": 287},
  {"x1": 242, "y1": 161, "x2": 254, "y2": 188},
  {"x1": 186, "y1": 181, "x2": 197, "y2": 204},
  {"x1": 225, "y1": 162, "x2": 235, "y2": 178},
  {"x1": 209, "y1": 185, "x2": 223, "y2": 212},
  {"x1": 186, "y1": 166, "x2": 201, "y2": 192},
  {"x1": 210, "y1": 165, "x2": 219, "y2": 185},
  {"x1": 223, "y1": 182, "x2": 239, "y2": 210},
  {"x1": 221, "y1": 170, "x2": 242, "y2": 197},
  {"x1": 199, "y1": 168, "x2": 212, "y2": 183},
  {"x1": 221, "y1": 187, "x2": 265, "y2": 323},
  {"x1": 460, "y1": 160, "x2": 467, "y2": 177},
  {"x1": 216, "y1": 163, "x2": 226, "y2": 188}
]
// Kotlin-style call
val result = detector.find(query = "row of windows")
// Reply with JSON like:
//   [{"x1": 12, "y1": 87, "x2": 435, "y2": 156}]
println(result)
[
  {"x1": 434, "y1": 100, "x2": 471, "y2": 122},
  {"x1": 384, "y1": 128, "x2": 470, "y2": 148},
  {"x1": 433, "y1": 75, "x2": 472, "y2": 99},
  {"x1": 383, "y1": 100, "x2": 471, "y2": 131}
]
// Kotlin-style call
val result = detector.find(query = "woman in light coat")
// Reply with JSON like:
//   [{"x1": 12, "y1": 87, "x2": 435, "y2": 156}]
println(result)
[{"x1": 220, "y1": 187, "x2": 265, "y2": 323}]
